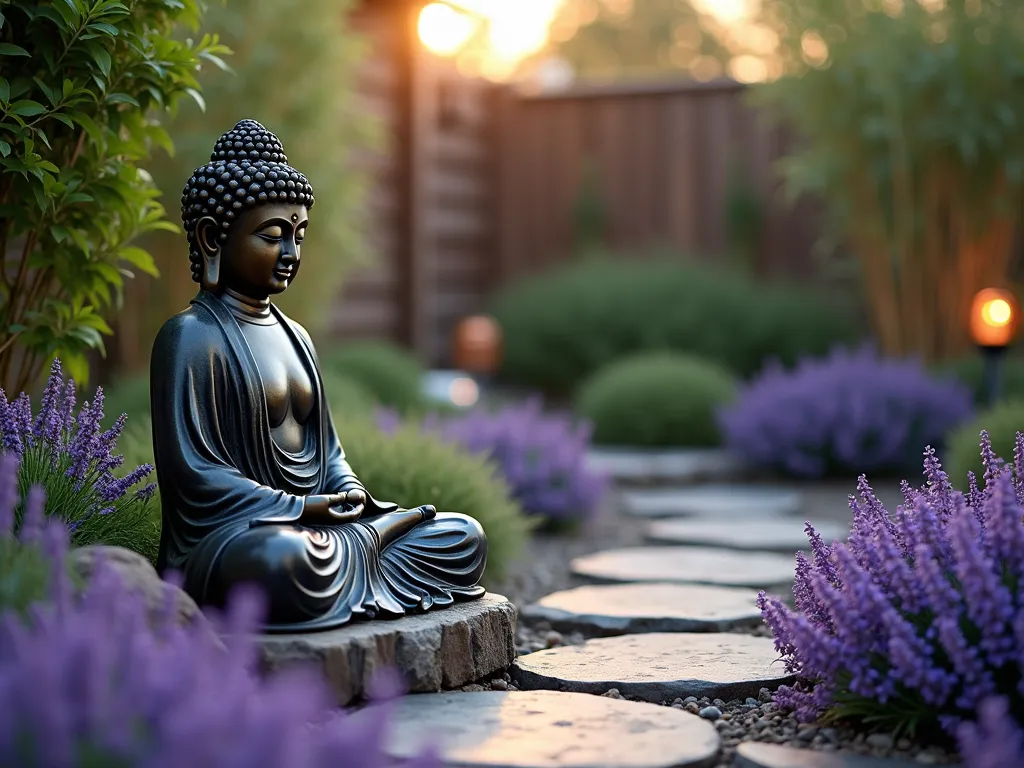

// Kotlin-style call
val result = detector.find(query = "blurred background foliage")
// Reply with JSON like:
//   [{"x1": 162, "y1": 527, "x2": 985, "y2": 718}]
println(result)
[
  {"x1": 752, "y1": 0, "x2": 1024, "y2": 362},
  {"x1": 114, "y1": 0, "x2": 379, "y2": 375},
  {"x1": 549, "y1": 0, "x2": 733, "y2": 81}
]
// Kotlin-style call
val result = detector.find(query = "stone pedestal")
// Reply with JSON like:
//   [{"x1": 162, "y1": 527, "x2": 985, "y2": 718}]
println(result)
[{"x1": 257, "y1": 593, "x2": 516, "y2": 705}]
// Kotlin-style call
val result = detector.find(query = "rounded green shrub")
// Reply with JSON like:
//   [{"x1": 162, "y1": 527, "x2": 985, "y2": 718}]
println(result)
[
  {"x1": 323, "y1": 372, "x2": 378, "y2": 424},
  {"x1": 576, "y1": 353, "x2": 737, "y2": 447},
  {"x1": 341, "y1": 418, "x2": 532, "y2": 580},
  {"x1": 319, "y1": 341, "x2": 425, "y2": 414},
  {"x1": 944, "y1": 400, "x2": 1024, "y2": 486},
  {"x1": 489, "y1": 256, "x2": 859, "y2": 396}
]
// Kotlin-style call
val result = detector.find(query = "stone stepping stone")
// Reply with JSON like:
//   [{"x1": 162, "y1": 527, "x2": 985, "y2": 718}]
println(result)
[
  {"x1": 521, "y1": 582, "x2": 763, "y2": 636},
  {"x1": 734, "y1": 743, "x2": 924, "y2": 768},
  {"x1": 645, "y1": 518, "x2": 847, "y2": 552},
  {"x1": 363, "y1": 690, "x2": 720, "y2": 768},
  {"x1": 586, "y1": 448, "x2": 747, "y2": 484},
  {"x1": 257, "y1": 593, "x2": 516, "y2": 706},
  {"x1": 621, "y1": 485, "x2": 801, "y2": 520},
  {"x1": 511, "y1": 632, "x2": 794, "y2": 703},
  {"x1": 571, "y1": 547, "x2": 795, "y2": 590}
]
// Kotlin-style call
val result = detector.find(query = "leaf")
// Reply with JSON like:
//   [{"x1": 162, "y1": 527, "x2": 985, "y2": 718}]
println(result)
[
  {"x1": 0, "y1": 77, "x2": 8, "y2": 104},
  {"x1": 185, "y1": 87, "x2": 205, "y2": 112},
  {"x1": 50, "y1": 225, "x2": 69, "y2": 243},
  {"x1": 89, "y1": 47, "x2": 111, "y2": 77},
  {"x1": 89, "y1": 22, "x2": 119, "y2": 37},
  {"x1": 106, "y1": 92, "x2": 139, "y2": 107},
  {"x1": 118, "y1": 246, "x2": 158, "y2": 277},
  {"x1": 70, "y1": 112, "x2": 101, "y2": 142},
  {"x1": 0, "y1": 44, "x2": 29, "y2": 57},
  {"x1": 9, "y1": 100, "x2": 46, "y2": 116},
  {"x1": 0, "y1": 141, "x2": 9, "y2": 158},
  {"x1": 50, "y1": 113, "x2": 74, "y2": 129}
]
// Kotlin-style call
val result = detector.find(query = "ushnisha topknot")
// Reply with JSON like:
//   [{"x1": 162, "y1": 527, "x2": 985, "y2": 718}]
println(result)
[{"x1": 181, "y1": 119, "x2": 315, "y2": 283}]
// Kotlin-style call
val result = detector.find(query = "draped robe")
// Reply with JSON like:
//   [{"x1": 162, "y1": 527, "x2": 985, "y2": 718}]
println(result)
[{"x1": 151, "y1": 291, "x2": 486, "y2": 632}]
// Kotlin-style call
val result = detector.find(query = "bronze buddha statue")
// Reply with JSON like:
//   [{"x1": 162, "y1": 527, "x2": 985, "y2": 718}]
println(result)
[{"x1": 151, "y1": 120, "x2": 487, "y2": 632}]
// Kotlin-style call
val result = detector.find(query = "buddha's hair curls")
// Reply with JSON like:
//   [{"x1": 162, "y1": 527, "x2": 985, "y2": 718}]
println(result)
[{"x1": 180, "y1": 119, "x2": 315, "y2": 283}]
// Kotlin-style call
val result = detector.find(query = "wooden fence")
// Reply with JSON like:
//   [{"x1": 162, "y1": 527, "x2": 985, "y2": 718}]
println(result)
[{"x1": 334, "y1": 6, "x2": 826, "y2": 365}]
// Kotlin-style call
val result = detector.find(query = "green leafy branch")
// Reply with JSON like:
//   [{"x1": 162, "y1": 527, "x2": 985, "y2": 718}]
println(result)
[{"x1": 0, "y1": 0, "x2": 230, "y2": 391}]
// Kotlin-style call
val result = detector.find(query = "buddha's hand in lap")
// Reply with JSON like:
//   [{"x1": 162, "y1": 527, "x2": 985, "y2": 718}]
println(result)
[{"x1": 250, "y1": 492, "x2": 361, "y2": 528}]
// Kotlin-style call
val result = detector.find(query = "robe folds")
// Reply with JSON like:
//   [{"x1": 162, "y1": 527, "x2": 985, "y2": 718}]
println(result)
[{"x1": 151, "y1": 291, "x2": 486, "y2": 632}]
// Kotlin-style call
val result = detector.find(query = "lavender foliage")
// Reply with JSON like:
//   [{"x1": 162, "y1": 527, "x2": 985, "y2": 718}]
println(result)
[
  {"x1": 959, "y1": 698, "x2": 1024, "y2": 768},
  {"x1": 0, "y1": 460, "x2": 440, "y2": 768},
  {"x1": 0, "y1": 359, "x2": 157, "y2": 550},
  {"x1": 378, "y1": 398, "x2": 608, "y2": 525},
  {"x1": 719, "y1": 346, "x2": 974, "y2": 478},
  {"x1": 760, "y1": 432, "x2": 1024, "y2": 735}
]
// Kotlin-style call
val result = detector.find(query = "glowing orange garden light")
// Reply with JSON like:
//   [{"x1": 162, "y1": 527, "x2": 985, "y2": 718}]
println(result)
[
  {"x1": 969, "y1": 288, "x2": 1020, "y2": 407},
  {"x1": 452, "y1": 314, "x2": 502, "y2": 379}
]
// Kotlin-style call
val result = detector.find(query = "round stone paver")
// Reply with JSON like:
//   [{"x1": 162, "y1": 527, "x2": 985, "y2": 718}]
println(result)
[
  {"x1": 365, "y1": 690, "x2": 720, "y2": 768},
  {"x1": 734, "y1": 743, "x2": 922, "y2": 768},
  {"x1": 571, "y1": 547, "x2": 795, "y2": 590},
  {"x1": 511, "y1": 633, "x2": 794, "y2": 703},
  {"x1": 620, "y1": 485, "x2": 801, "y2": 520},
  {"x1": 645, "y1": 518, "x2": 848, "y2": 552},
  {"x1": 521, "y1": 583, "x2": 763, "y2": 636}
]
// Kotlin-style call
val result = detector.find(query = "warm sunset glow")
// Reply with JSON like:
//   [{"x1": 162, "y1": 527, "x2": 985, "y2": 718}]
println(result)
[
  {"x1": 418, "y1": 2, "x2": 477, "y2": 57},
  {"x1": 449, "y1": 0, "x2": 564, "y2": 80},
  {"x1": 970, "y1": 288, "x2": 1020, "y2": 348},
  {"x1": 422, "y1": 0, "x2": 766, "y2": 81}
]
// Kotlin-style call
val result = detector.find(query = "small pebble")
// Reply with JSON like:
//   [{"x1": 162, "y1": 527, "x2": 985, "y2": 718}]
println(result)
[
  {"x1": 744, "y1": 698, "x2": 759, "y2": 707},
  {"x1": 897, "y1": 738, "x2": 912, "y2": 750},
  {"x1": 758, "y1": 688, "x2": 773, "y2": 703},
  {"x1": 490, "y1": 678, "x2": 508, "y2": 691},
  {"x1": 544, "y1": 630, "x2": 565, "y2": 647},
  {"x1": 685, "y1": 702, "x2": 700, "y2": 714},
  {"x1": 683, "y1": 696, "x2": 698, "y2": 705},
  {"x1": 699, "y1": 706, "x2": 722, "y2": 721},
  {"x1": 867, "y1": 733, "x2": 894, "y2": 750},
  {"x1": 797, "y1": 726, "x2": 817, "y2": 742}
]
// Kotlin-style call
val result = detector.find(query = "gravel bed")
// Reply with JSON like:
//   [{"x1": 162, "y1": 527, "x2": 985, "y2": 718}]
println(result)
[{"x1": 478, "y1": 480, "x2": 962, "y2": 766}]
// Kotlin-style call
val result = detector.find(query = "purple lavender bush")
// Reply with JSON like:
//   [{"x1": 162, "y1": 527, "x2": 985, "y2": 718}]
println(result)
[
  {"x1": 0, "y1": 456, "x2": 439, "y2": 768},
  {"x1": 378, "y1": 397, "x2": 608, "y2": 526},
  {"x1": 0, "y1": 359, "x2": 157, "y2": 555},
  {"x1": 759, "y1": 432, "x2": 1024, "y2": 736},
  {"x1": 958, "y1": 698, "x2": 1024, "y2": 768},
  {"x1": 719, "y1": 346, "x2": 974, "y2": 478}
]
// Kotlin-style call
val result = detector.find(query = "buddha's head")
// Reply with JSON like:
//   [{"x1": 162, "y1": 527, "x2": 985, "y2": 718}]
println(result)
[{"x1": 181, "y1": 120, "x2": 315, "y2": 299}]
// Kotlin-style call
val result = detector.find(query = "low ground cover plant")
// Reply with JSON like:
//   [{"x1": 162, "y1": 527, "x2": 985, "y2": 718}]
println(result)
[
  {"x1": 760, "y1": 433, "x2": 1024, "y2": 738},
  {"x1": 489, "y1": 256, "x2": 859, "y2": 396},
  {"x1": 379, "y1": 398, "x2": 608, "y2": 528},
  {"x1": 0, "y1": 360, "x2": 156, "y2": 551},
  {"x1": 0, "y1": 457, "x2": 438, "y2": 767},
  {"x1": 720, "y1": 347, "x2": 974, "y2": 478},
  {"x1": 575, "y1": 352, "x2": 736, "y2": 448}
]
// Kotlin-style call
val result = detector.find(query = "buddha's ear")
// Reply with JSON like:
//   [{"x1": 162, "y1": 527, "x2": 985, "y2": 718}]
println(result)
[
  {"x1": 196, "y1": 216, "x2": 221, "y2": 292},
  {"x1": 196, "y1": 216, "x2": 220, "y2": 257}
]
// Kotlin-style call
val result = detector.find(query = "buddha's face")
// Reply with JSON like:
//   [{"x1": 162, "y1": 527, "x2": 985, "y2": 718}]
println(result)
[{"x1": 204, "y1": 203, "x2": 308, "y2": 300}]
